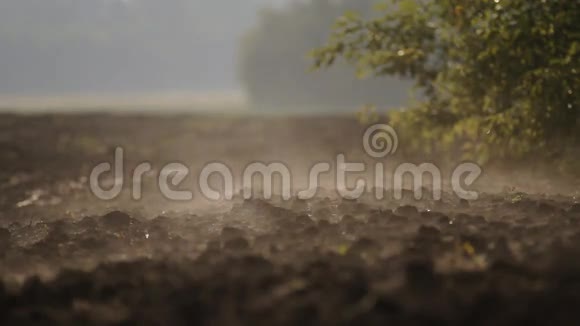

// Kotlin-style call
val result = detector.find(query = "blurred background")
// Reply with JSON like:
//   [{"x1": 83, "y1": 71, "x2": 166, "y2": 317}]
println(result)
[{"x1": 0, "y1": 0, "x2": 410, "y2": 112}]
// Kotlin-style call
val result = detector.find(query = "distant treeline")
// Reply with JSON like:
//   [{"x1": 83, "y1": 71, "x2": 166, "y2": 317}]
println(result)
[{"x1": 238, "y1": 0, "x2": 412, "y2": 110}]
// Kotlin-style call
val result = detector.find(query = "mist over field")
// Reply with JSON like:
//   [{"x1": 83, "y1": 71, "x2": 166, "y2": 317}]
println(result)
[{"x1": 0, "y1": 1, "x2": 578, "y2": 324}]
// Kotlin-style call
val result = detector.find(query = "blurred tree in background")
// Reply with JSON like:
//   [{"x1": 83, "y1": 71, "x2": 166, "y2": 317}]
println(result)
[
  {"x1": 313, "y1": 0, "x2": 579, "y2": 170},
  {"x1": 239, "y1": 0, "x2": 412, "y2": 110}
]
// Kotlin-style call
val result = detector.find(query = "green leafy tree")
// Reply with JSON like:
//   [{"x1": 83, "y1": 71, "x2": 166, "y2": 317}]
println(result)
[{"x1": 313, "y1": 0, "x2": 579, "y2": 165}]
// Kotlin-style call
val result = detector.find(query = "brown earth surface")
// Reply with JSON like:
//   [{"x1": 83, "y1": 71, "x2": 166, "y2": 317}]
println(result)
[{"x1": 0, "y1": 113, "x2": 579, "y2": 325}]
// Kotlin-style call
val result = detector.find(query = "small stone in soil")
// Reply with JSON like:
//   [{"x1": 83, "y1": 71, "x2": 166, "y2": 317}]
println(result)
[
  {"x1": 224, "y1": 237, "x2": 250, "y2": 250},
  {"x1": 0, "y1": 228, "x2": 10, "y2": 251},
  {"x1": 405, "y1": 259, "x2": 437, "y2": 290},
  {"x1": 221, "y1": 226, "x2": 245, "y2": 240},
  {"x1": 348, "y1": 238, "x2": 379, "y2": 256},
  {"x1": 417, "y1": 225, "x2": 441, "y2": 239},
  {"x1": 295, "y1": 215, "x2": 314, "y2": 226},
  {"x1": 394, "y1": 205, "x2": 419, "y2": 217},
  {"x1": 101, "y1": 211, "x2": 132, "y2": 229},
  {"x1": 438, "y1": 216, "x2": 452, "y2": 225},
  {"x1": 569, "y1": 203, "x2": 580, "y2": 214}
]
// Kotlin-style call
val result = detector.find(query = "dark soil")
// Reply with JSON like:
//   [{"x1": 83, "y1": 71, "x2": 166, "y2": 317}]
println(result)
[{"x1": 0, "y1": 114, "x2": 579, "y2": 325}]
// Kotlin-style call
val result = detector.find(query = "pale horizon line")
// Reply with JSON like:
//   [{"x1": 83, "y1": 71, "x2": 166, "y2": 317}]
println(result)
[{"x1": 0, "y1": 89, "x2": 248, "y2": 112}]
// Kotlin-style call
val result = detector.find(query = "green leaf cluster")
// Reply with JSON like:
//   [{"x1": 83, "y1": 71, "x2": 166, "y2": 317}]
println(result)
[{"x1": 313, "y1": 0, "x2": 579, "y2": 170}]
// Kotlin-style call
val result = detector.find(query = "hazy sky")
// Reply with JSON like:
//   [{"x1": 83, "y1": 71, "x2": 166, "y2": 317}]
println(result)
[{"x1": 0, "y1": 0, "x2": 290, "y2": 95}]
